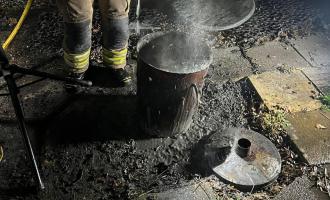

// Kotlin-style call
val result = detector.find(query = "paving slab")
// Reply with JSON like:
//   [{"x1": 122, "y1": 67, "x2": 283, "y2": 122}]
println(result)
[
  {"x1": 246, "y1": 41, "x2": 310, "y2": 72},
  {"x1": 290, "y1": 34, "x2": 330, "y2": 68},
  {"x1": 302, "y1": 67, "x2": 330, "y2": 94},
  {"x1": 249, "y1": 70, "x2": 322, "y2": 112},
  {"x1": 147, "y1": 180, "x2": 218, "y2": 200},
  {"x1": 291, "y1": 34, "x2": 330, "y2": 94},
  {"x1": 209, "y1": 47, "x2": 253, "y2": 82},
  {"x1": 273, "y1": 175, "x2": 329, "y2": 200},
  {"x1": 287, "y1": 110, "x2": 330, "y2": 165}
]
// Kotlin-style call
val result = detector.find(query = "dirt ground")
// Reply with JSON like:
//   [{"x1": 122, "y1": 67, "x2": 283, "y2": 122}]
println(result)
[{"x1": 0, "y1": 0, "x2": 329, "y2": 199}]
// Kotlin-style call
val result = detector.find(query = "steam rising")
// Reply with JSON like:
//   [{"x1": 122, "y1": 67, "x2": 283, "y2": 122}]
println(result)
[
  {"x1": 173, "y1": 0, "x2": 255, "y2": 30},
  {"x1": 135, "y1": 0, "x2": 253, "y2": 75},
  {"x1": 138, "y1": 32, "x2": 212, "y2": 74}
]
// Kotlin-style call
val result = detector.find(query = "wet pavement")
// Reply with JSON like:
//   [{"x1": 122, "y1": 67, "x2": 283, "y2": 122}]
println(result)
[
  {"x1": 287, "y1": 111, "x2": 330, "y2": 165},
  {"x1": 245, "y1": 41, "x2": 311, "y2": 72},
  {"x1": 290, "y1": 33, "x2": 330, "y2": 94},
  {"x1": 209, "y1": 47, "x2": 253, "y2": 82}
]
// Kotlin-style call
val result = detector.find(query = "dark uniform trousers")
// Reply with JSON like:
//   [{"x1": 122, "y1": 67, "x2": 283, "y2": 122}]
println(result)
[{"x1": 57, "y1": 0, "x2": 130, "y2": 73}]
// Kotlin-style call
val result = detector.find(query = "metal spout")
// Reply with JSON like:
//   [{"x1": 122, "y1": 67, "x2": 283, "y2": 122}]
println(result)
[{"x1": 235, "y1": 138, "x2": 251, "y2": 158}]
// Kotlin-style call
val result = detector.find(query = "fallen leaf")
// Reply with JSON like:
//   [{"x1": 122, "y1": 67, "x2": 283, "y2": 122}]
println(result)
[
  {"x1": 8, "y1": 18, "x2": 17, "y2": 26},
  {"x1": 0, "y1": 145, "x2": 3, "y2": 162},
  {"x1": 316, "y1": 124, "x2": 327, "y2": 129}
]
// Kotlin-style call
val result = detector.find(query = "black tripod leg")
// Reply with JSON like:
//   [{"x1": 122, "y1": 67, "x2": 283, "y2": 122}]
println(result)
[{"x1": 4, "y1": 74, "x2": 45, "y2": 190}]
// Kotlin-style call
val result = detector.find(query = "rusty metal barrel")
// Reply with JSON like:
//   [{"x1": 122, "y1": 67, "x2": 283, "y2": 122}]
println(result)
[{"x1": 137, "y1": 32, "x2": 212, "y2": 137}]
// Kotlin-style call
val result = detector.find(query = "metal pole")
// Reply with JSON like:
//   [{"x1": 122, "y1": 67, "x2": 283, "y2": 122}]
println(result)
[
  {"x1": 10, "y1": 64, "x2": 92, "y2": 86},
  {"x1": 4, "y1": 73, "x2": 45, "y2": 190}
]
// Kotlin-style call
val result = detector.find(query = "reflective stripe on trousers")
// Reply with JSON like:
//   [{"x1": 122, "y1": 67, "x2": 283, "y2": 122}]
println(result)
[{"x1": 57, "y1": 0, "x2": 130, "y2": 71}]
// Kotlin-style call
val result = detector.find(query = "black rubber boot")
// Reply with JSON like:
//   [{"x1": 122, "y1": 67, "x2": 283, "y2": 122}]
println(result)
[
  {"x1": 111, "y1": 67, "x2": 132, "y2": 86},
  {"x1": 85, "y1": 62, "x2": 132, "y2": 88},
  {"x1": 64, "y1": 71, "x2": 87, "y2": 93},
  {"x1": 69, "y1": 71, "x2": 85, "y2": 80},
  {"x1": 101, "y1": 17, "x2": 131, "y2": 87}
]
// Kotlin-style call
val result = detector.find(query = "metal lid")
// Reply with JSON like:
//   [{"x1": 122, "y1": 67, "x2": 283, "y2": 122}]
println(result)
[
  {"x1": 205, "y1": 128, "x2": 281, "y2": 191},
  {"x1": 173, "y1": 0, "x2": 255, "y2": 31}
]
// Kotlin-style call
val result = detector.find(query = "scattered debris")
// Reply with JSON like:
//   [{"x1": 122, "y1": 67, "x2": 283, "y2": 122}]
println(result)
[
  {"x1": 7, "y1": 17, "x2": 17, "y2": 26},
  {"x1": 303, "y1": 165, "x2": 330, "y2": 197},
  {"x1": 0, "y1": 145, "x2": 3, "y2": 162},
  {"x1": 315, "y1": 123, "x2": 327, "y2": 129},
  {"x1": 325, "y1": 168, "x2": 330, "y2": 196},
  {"x1": 274, "y1": 175, "x2": 329, "y2": 200}
]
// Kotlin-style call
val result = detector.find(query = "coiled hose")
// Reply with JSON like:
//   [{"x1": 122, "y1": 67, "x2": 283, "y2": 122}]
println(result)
[{"x1": 2, "y1": 0, "x2": 33, "y2": 50}]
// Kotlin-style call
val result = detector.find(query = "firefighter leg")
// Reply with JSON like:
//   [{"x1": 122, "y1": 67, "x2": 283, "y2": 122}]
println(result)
[{"x1": 57, "y1": 0, "x2": 94, "y2": 74}]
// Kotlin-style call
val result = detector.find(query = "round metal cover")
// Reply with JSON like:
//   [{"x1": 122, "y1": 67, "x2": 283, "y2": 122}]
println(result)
[
  {"x1": 173, "y1": 0, "x2": 255, "y2": 31},
  {"x1": 204, "y1": 128, "x2": 281, "y2": 191}
]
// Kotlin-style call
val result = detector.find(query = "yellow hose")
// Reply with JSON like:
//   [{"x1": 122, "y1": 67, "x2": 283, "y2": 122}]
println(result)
[{"x1": 2, "y1": 0, "x2": 33, "y2": 50}]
